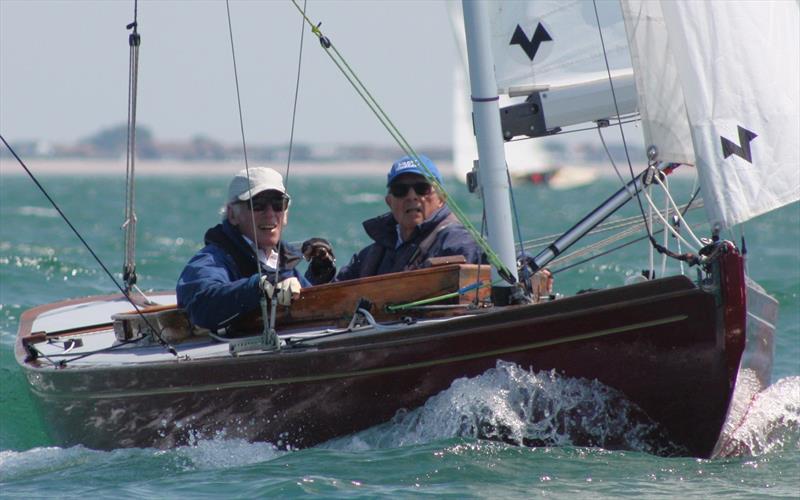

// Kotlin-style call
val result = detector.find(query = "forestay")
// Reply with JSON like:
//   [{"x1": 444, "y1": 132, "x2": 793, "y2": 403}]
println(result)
[{"x1": 624, "y1": 0, "x2": 800, "y2": 229}]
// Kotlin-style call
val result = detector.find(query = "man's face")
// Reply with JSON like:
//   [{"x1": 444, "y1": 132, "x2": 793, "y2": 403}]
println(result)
[
  {"x1": 385, "y1": 173, "x2": 444, "y2": 239},
  {"x1": 229, "y1": 190, "x2": 289, "y2": 250}
]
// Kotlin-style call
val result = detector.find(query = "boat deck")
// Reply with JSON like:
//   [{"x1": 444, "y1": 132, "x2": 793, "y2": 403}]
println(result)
[{"x1": 22, "y1": 292, "x2": 462, "y2": 368}]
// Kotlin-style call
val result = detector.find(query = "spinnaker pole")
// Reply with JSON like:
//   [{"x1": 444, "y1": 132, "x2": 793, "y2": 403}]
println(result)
[{"x1": 462, "y1": 0, "x2": 519, "y2": 303}]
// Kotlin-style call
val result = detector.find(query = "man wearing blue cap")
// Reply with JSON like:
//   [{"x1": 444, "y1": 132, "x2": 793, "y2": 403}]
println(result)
[{"x1": 303, "y1": 154, "x2": 483, "y2": 283}]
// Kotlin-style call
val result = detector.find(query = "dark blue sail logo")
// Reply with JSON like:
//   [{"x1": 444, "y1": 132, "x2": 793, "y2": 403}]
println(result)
[
  {"x1": 721, "y1": 125, "x2": 758, "y2": 163},
  {"x1": 510, "y1": 23, "x2": 552, "y2": 62}
]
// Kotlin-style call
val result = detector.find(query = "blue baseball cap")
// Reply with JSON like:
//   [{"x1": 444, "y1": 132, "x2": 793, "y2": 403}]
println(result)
[{"x1": 386, "y1": 154, "x2": 443, "y2": 186}]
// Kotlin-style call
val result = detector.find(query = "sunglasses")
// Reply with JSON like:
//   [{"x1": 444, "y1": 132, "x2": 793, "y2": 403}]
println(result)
[
  {"x1": 389, "y1": 182, "x2": 433, "y2": 198},
  {"x1": 244, "y1": 195, "x2": 290, "y2": 212}
]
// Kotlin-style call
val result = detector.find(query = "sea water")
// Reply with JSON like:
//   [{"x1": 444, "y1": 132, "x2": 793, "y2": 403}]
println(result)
[{"x1": 1, "y1": 169, "x2": 798, "y2": 498}]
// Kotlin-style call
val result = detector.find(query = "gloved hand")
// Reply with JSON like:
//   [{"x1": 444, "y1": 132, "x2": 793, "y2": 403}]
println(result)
[
  {"x1": 530, "y1": 269, "x2": 553, "y2": 303},
  {"x1": 259, "y1": 275, "x2": 275, "y2": 297},
  {"x1": 275, "y1": 277, "x2": 302, "y2": 305},
  {"x1": 259, "y1": 276, "x2": 302, "y2": 306},
  {"x1": 302, "y1": 237, "x2": 336, "y2": 283}
]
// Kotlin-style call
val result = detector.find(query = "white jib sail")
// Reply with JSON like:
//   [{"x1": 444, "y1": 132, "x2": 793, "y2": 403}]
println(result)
[
  {"x1": 620, "y1": 0, "x2": 694, "y2": 166},
  {"x1": 660, "y1": 0, "x2": 800, "y2": 229}
]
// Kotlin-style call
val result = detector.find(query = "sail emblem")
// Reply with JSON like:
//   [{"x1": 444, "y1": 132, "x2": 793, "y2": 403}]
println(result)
[
  {"x1": 509, "y1": 23, "x2": 552, "y2": 62},
  {"x1": 721, "y1": 126, "x2": 758, "y2": 163}
]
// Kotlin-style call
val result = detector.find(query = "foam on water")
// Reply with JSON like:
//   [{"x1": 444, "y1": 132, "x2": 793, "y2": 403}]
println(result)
[
  {"x1": 0, "y1": 434, "x2": 287, "y2": 479},
  {"x1": 324, "y1": 361, "x2": 678, "y2": 455},
  {"x1": 173, "y1": 433, "x2": 286, "y2": 470},
  {"x1": 342, "y1": 192, "x2": 385, "y2": 204},
  {"x1": 16, "y1": 206, "x2": 59, "y2": 218},
  {"x1": 715, "y1": 376, "x2": 800, "y2": 456}
]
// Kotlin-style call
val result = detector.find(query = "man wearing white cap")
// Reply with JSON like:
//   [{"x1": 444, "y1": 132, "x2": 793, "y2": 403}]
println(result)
[{"x1": 177, "y1": 167, "x2": 308, "y2": 332}]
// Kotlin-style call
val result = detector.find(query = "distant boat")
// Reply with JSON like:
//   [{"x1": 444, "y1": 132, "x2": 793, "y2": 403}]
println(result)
[{"x1": 13, "y1": 0, "x2": 797, "y2": 458}]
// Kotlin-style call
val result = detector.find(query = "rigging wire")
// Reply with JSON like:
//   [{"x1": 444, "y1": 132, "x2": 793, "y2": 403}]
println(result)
[
  {"x1": 518, "y1": 199, "x2": 704, "y2": 252},
  {"x1": 0, "y1": 2, "x2": 181, "y2": 359},
  {"x1": 660, "y1": 177, "x2": 670, "y2": 277},
  {"x1": 121, "y1": 0, "x2": 153, "y2": 304},
  {"x1": 652, "y1": 174, "x2": 703, "y2": 247},
  {"x1": 123, "y1": 3, "x2": 140, "y2": 294},
  {"x1": 551, "y1": 187, "x2": 703, "y2": 274},
  {"x1": 270, "y1": 0, "x2": 309, "y2": 309},
  {"x1": 591, "y1": 0, "x2": 655, "y2": 242},
  {"x1": 225, "y1": 0, "x2": 280, "y2": 345},
  {"x1": 0, "y1": 135, "x2": 178, "y2": 358},
  {"x1": 224, "y1": 1, "x2": 251, "y2": 175},
  {"x1": 288, "y1": 0, "x2": 515, "y2": 284},
  {"x1": 507, "y1": 168, "x2": 531, "y2": 288},
  {"x1": 283, "y1": 0, "x2": 308, "y2": 188}
]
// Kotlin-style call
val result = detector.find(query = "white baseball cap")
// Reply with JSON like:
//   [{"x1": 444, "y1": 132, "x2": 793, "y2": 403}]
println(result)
[{"x1": 227, "y1": 167, "x2": 287, "y2": 203}]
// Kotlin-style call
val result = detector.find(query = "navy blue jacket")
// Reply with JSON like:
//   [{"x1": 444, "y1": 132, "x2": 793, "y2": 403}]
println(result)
[
  {"x1": 176, "y1": 220, "x2": 309, "y2": 330},
  {"x1": 335, "y1": 206, "x2": 484, "y2": 281}
]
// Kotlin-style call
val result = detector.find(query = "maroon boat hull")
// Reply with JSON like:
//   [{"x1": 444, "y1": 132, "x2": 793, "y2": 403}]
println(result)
[{"x1": 18, "y1": 267, "x2": 744, "y2": 457}]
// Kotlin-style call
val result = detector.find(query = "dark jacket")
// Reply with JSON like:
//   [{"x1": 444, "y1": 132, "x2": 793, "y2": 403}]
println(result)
[
  {"x1": 176, "y1": 220, "x2": 308, "y2": 330},
  {"x1": 335, "y1": 206, "x2": 484, "y2": 281}
]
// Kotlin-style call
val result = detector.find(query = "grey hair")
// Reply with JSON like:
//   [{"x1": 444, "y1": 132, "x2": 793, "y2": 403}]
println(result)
[{"x1": 221, "y1": 202, "x2": 242, "y2": 222}]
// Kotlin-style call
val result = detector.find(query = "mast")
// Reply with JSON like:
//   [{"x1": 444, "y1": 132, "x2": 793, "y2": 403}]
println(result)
[{"x1": 461, "y1": 0, "x2": 519, "y2": 302}]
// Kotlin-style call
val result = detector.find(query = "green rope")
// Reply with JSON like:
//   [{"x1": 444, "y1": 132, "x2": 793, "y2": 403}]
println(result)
[
  {"x1": 289, "y1": 0, "x2": 515, "y2": 284},
  {"x1": 385, "y1": 279, "x2": 500, "y2": 312}
]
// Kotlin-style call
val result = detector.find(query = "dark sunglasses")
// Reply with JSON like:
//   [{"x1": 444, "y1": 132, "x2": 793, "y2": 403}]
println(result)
[
  {"x1": 389, "y1": 182, "x2": 433, "y2": 198},
  {"x1": 244, "y1": 195, "x2": 290, "y2": 212}
]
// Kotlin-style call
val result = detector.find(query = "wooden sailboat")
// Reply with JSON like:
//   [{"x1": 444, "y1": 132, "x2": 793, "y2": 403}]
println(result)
[{"x1": 13, "y1": 0, "x2": 798, "y2": 458}]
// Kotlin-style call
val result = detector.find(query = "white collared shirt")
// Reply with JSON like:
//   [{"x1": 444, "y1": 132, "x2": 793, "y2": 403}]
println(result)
[{"x1": 241, "y1": 235, "x2": 279, "y2": 270}]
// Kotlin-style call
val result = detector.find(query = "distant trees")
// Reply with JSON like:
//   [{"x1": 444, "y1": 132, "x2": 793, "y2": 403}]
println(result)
[
  {"x1": 79, "y1": 123, "x2": 158, "y2": 158},
  {"x1": 3, "y1": 123, "x2": 457, "y2": 162}
]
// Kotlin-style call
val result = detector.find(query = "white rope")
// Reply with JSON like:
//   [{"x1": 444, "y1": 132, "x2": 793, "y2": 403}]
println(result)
[
  {"x1": 660, "y1": 177, "x2": 669, "y2": 278},
  {"x1": 546, "y1": 201, "x2": 709, "y2": 270},
  {"x1": 647, "y1": 184, "x2": 655, "y2": 277},
  {"x1": 122, "y1": 26, "x2": 140, "y2": 293},
  {"x1": 653, "y1": 173, "x2": 704, "y2": 248},
  {"x1": 641, "y1": 187, "x2": 700, "y2": 253},
  {"x1": 521, "y1": 200, "x2": 704, "y2": 255},
  {"x1": 549, "y1": 221, "x2": 647, "y2": 267}
]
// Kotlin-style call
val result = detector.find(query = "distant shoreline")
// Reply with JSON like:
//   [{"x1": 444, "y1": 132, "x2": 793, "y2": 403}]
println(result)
[
  {"x1": 0, "y1": 158, "x2": 694, "y2": 180},
  {"x1": 0, "y1": 158, "x2": 393, "y2": 177}
]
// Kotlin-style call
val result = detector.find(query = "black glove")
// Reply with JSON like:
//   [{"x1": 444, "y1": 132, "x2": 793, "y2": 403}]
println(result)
[{"x1": 302, "y1": 237, "x2": 336, "y2": 283}]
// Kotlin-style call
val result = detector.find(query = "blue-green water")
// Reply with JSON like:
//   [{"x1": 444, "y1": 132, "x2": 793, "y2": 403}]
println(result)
[{"x1": 1, "y1": 171, "x2": 798, "y2": 498}]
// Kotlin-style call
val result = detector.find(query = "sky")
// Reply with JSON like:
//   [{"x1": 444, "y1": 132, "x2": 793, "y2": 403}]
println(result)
[{"x1": 1, "y1": 0, "x2": 461, "y2": 148}]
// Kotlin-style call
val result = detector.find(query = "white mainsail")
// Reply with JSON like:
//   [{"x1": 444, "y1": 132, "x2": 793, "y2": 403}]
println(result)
[
  {"x1": 448, "y1": 2, "x2": 558, "y2": 184},
  {"x1": 623, "y1": 0, "x2": 800, "y2": 229},
  {"x1": 488, "y1": 0, "x2": 632, "y2": 93}
]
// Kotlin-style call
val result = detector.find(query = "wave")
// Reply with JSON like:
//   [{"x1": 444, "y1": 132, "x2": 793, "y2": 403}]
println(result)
[
  {"x1": 324, "y1": 361, "x2": 679, "y2": 455},
  {"x1": 342, "y1": 193, "x2": 385, "y2": 204},
  {"x1": 715, "y1": 375, "x2": 800, "y2": 456},
  {"x1": 16, "y1": 206, "x2": 59, "y2": 218}
]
